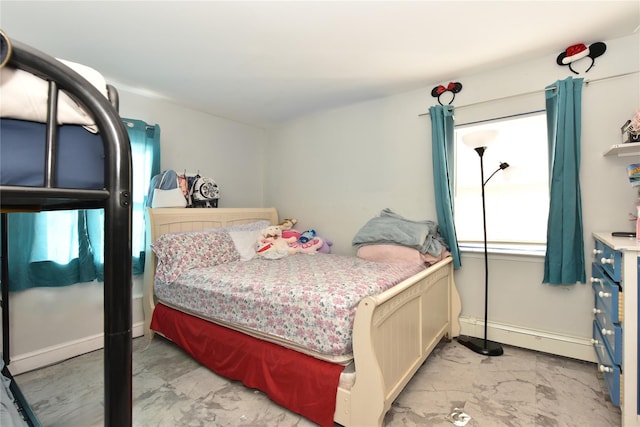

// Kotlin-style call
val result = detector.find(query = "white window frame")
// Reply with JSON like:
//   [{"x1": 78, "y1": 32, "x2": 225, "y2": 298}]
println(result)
[{"x1": 454, "y1": 112, "x2": 549, "y2": 256}]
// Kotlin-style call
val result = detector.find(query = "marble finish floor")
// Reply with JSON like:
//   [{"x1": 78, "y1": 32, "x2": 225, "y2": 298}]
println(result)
[{"x1": 14, "y1": 336, "x2": 620, "y2": 426}]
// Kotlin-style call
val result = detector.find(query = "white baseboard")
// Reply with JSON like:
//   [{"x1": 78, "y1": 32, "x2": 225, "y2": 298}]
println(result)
[
  {"x1": 7, "y1": 321, "x2": 145, "y2": 375},
  {"x1": 8, "y1": 318, "x2": 596, "y2": 375},
  {"x1": 458, "y1": 316, "x2": 597, "y2": 363}
]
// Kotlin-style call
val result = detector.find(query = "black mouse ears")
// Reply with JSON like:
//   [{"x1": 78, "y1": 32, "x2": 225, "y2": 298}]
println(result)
[
  {"x1": 431, "y1": 82, "x2": 463, "y2": 105},
  {"x1": 556, "y1": 42, "x2": 606, "y2": 74}
]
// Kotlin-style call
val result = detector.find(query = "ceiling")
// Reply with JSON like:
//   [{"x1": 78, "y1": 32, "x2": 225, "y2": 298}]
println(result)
[{"x1": 1, "y1": 1, "x2": 639, "y2": 127}]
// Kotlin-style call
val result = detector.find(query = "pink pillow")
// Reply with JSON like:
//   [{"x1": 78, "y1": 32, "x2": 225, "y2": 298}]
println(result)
[{"x1": 357, "y1": 244, "x2": 450, "y2": 265}]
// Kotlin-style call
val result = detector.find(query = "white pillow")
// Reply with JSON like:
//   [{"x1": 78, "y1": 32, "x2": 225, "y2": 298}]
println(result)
[
  {"x1": 228, "y1": 229, "x2": 263, "y2": 261},
  {"x1": 205, "y1": 220, "x2": 271, "y2": 261}
]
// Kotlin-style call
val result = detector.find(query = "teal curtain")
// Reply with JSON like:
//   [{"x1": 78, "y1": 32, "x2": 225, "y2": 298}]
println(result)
[
  {"x1": 124, "y1": 119, "x2": 161, "y2": 274},
  {"x1": 5, "y1": 119, "x2": 160, "y2": 291},
  {"x1": 543, "y1": 77, "x2": 585, "y2": 284},
  {"x1": 430, "y1": 105, "x2": 461, "y2": 269}
]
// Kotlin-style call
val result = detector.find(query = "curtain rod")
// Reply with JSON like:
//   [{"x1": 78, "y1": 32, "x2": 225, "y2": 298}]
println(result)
[{"x1": 418, "y1": 70, "x2": 639, "y2": 117}]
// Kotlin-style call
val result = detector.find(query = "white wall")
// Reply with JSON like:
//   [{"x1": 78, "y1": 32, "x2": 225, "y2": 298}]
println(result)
[
  {"x1": 5, "y1": 34, "x2": 638, "y2": 372},
  {"x1": 266, "y1": 34, "x2": 640, "y2": 361},
  {"x1": 118, "y1": 91, "x2": 268, "y2": 208},
  {"x1": 3, "y1": 92, "x2": 268, "y2": 374}
]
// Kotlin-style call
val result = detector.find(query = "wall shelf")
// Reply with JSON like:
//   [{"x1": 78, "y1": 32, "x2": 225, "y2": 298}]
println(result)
[{"x1": 604, "y1": 142, "x2": 640, "y2": 157}]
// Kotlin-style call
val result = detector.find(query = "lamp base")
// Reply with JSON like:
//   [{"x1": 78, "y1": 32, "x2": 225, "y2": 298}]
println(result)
[{"x1": 457, "y1": 335, "x2": 504, "y2": 356}]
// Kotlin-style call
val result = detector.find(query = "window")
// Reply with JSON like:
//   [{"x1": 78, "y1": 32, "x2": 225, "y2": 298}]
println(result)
[
  {"x1": 30, "y1": 210, "x2": 79, "y2": 263},
  {"x1": 6, "y1": 119, "x2": 159, "y2": 291},
  {"x1": 36, "y1": 125, "x2": 155, "y2": 270},
  {"x1": 454, "y1": 113, "x2": 549, "y2": 251}
]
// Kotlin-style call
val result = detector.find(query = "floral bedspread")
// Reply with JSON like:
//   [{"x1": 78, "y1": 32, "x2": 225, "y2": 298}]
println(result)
[{"x1": 154, "y1": 254, "x2": 425, "y2": 359}]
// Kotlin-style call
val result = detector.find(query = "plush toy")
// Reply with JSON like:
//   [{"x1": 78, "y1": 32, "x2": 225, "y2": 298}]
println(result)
[
  {"x1": 278, "y1": 218, "x2": 297, "y2": 231},
  {"x1": 256, "y1": 225, "x2": 325, "y2": 258},
  {"x1": 282, "y1": 229, "x2": 301, "y2": 240},
  {"x1": 299, "y1": 229, "x2": 316, "y2": 243},
  {"x1": 261, "y1": 225, "x2": 286, "y2": 240},
  {"x1": 288, "y1": 236, "x2": 324, "y2": 253},
  {"x1": 255, "y1": 237, "x2": 291, "y2": 259},
  {"x1": 285, "y1": 226, "x2": 332, "y2": 253},
  {"x1": 255, "y1": 226, "x2": 298, "y2": 259},
  {"x1": 318, "y1": 237, "x2": 333, "y2": 254}
]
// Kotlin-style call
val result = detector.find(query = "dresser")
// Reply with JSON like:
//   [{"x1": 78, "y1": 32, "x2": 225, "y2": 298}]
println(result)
[{"x1": 592, "y1": 232, "x2": 640, "y2": 426}]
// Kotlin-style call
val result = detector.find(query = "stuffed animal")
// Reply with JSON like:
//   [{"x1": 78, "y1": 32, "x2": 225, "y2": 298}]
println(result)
[
  {"x1": 255, "y1": 237, "x2": 291, "y2": 259},
  {"x1": 282, "y1": 229, "x2": 301, "y2": 240},
  {"x1": 261, "y1": 225, "x2": 286, "y2": 239},
  {"x1": 318, "y1": 237, "x2": 333, "y2": 253},
  {"x1": 299, "y1": 229, "x2": 316, "y2": 243},
  {"x1": 255, "y1": 225, "x2": 298, "y2": 259},
  {"x1": 278, "y1": 218, "x2": 297, "y2": 231},
  {"x1": 256, "y1": 225, "x2": 325, "y2": 258},
  {"x1": 284, "y1": 226, "x2": 332, "y2": 253},
  {"x1": 288, "y1": 236, "x2": 325, "y2": 254}
]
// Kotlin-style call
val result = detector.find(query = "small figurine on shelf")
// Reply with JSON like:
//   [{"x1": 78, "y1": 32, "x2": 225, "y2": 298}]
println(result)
[
  {"x1": 630, "y1": 108, "x2": 640, "y2": 142},
  {"x1": 622, "y1": 108, "x2": 640, "y2": 143}
]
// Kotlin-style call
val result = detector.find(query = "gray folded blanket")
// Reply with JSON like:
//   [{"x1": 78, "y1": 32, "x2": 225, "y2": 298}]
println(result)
[{"x1": 352, "y1": 208, "x2": 447, "y2": 256}]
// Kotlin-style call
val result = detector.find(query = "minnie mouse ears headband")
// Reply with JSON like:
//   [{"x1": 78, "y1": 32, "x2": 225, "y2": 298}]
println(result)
[
  {"x1": 556, "y1": 42, "x2": 606, "y2": 74},
  {"x1": 431, "y1": 81, "x2": 463, "y2": 105}
]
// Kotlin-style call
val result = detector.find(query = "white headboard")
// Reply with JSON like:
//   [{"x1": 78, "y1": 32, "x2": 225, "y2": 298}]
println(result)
[{"x1": 142, "y1": 207, "x2": 278, "y2": 337}]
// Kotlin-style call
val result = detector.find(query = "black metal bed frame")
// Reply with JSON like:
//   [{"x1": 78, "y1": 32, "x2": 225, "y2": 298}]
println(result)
[{"x1": 0, "y1": 35, "x2": 133, "y2": 426}]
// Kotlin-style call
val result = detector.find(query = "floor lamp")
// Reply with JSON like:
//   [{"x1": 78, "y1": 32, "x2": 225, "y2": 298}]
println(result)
[{"x1": 457, "y1": 129, "x2": 509, "y2": 357}]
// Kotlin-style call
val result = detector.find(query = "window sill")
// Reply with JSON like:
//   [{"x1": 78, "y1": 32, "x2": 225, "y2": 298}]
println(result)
[{"x1": 459, "y1": 243, "x2": 546, "y2": 257}]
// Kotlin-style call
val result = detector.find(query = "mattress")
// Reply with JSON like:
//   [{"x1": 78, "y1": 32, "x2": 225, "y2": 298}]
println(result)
[
  {"x1": 0, "y1": 118, "x2": 105, "y2": 189},
  {"x1": 154, "y1": 253, "x2": 427, "y2": 364}
]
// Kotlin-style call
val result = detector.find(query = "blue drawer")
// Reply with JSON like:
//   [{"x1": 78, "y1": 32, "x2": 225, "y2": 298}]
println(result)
[
  {"x1": 594, "y1": 314, "x2": 622, "y2": 365},
  {"x1": 594, "y1": 239, "x2": 622, "y2": 282},
  {"x1": 591, "y1": 263, "x2": 622, "y2": 323},
  {"x1": 592, "y1": 321, "x2": 621, "y2": 407}
]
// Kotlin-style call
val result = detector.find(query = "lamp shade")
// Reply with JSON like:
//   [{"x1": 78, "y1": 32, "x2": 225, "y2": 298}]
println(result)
[{"x1": 462, "y1": 129, "x2": 499, "y2": 150}]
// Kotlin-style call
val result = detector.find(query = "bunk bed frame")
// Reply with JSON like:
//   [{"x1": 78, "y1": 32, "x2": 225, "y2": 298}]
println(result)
[{"x1": 0, "y1": 34, "x2": 133, "y2": 426}]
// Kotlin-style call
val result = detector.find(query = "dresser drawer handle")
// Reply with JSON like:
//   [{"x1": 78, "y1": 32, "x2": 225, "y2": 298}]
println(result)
[
  {"x1": 590, "y1": 277, "x2": 604, "y2": 285},
  {"x1": 592, "y1": 308, "x2": 602, "y2": 314},
  {"x1": 599, "y1": 364, "x2": 614, "y2": 373},
  {"x1": 593, "y1": 249, "x2": 603, "y2": 256},
  {"x1": 591, "y1": 338, "x2": 600, "y2": 345},
  {"x1": 601, "y1": 328, "x2": 614, "y2": 336},
  {"x1": 598, "y1": 291, "x2": 611, "y2": 298},
  {"x1": 601, "y1": 257, "x2": 614, "y2": 265}
]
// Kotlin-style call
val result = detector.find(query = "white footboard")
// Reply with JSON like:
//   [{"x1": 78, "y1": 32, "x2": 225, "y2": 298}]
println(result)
[{"x1": 334, "y1": 257, "x2": 460, "y2": 427}]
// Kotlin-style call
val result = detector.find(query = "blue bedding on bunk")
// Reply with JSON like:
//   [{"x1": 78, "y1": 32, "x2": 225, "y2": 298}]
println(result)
[{"x1": 0, "y1": 118, "x2": 105, "y2": 189}]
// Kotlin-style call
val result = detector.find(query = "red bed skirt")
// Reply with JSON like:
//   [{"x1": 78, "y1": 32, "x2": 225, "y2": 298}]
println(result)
[{"x1": 150, "y1": 302, "x2": 345, "y2": 427}]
